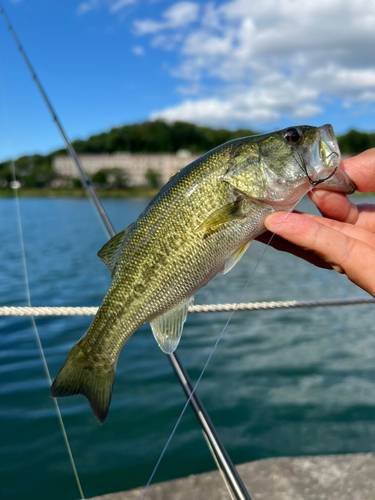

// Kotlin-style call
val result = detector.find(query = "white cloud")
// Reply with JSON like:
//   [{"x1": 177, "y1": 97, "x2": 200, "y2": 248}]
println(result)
[
  {"x1": 135, "y1": 0, "x2": 375, "y2": 127},
  {"x1": 77, "y1": 0, "x2": 99, "y2": 15},
  {"x1": 134, "y1": 2, "x2": 199, "y2": 34},
  {"x1": 109, "y1": 0, "x2": 136, "y2": 14},
  {"x1": 151, "y1": 34, "x2": 183, "y2": 51},
  {"x1": 152, "y1": 78, "x2": 322, "y2": 127},
  {"x1": 151, "y1": 97, "x2": 280, "y2": 126},
  {"x1": 134, "y1": 19, "x2": 164, "y2": 35},
  {"x1": 176, "y1": 82, "x2": 205, "y2": 96},
  {"x1": 359, "y1": 91, "x2": 375, "y2": 103},
  {"x1": 310, "y1": 66, "x2": 375, "y2": 93},
  {"x1": 77, "y1": 0, "x2": 136, "y2": 15},
  {"x1": 132, "y1": 45, "x2": 145, "y2": 56},
  {"x1": 163, "y1": 1, "x2": 199, "y2": 27}
]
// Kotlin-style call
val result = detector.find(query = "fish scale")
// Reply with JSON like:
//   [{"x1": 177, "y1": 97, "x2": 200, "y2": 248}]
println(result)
[{"x1": 50, "y1": 124, "x2": 356, "y2": 423}]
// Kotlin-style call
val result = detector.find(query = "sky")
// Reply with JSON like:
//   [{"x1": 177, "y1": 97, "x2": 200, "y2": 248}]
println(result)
[{"x1": 0, "y1": 0, "x2": 375, "y2": 161}]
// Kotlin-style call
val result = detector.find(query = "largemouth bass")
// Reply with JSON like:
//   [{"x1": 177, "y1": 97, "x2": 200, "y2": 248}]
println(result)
[{"x1": 51, "y1": 124, "x2": 356, "y2": 423}]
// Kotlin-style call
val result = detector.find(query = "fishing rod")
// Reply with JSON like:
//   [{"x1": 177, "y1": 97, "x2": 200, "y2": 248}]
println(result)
[{"x1": 0, "y1": 5, "x2": 251, "y2": 500}]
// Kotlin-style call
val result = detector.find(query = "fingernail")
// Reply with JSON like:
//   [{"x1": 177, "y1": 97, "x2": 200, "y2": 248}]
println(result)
[
  {"x1": 310, "y1": 189, "x2": 325, "y2": 199},
  {"x1": 264, "y1": 212, "x2": 288, "y2": 231},
  {"x1": 265, "y1": 212, "x2": 303, "y2": 232}
]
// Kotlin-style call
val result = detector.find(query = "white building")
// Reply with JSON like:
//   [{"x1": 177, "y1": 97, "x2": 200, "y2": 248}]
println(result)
[{"x1": 52, "y1": 151, "x2": 201, "y2": 187}]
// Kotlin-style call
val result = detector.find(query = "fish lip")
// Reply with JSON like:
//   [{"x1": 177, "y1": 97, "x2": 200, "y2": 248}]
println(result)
[
  {"x1": 313, "y1": 124, "x2": 356, "y2": 194},
  {"x1": 314, "y1": 166, "x2": 357, "y2": 194},
  {"x1": 318, "y1": 124, "x2": 341, "y2": 170}
]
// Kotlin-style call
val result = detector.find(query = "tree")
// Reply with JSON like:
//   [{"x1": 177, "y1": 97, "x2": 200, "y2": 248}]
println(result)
[
  {"x1": 0, "y1": 155, "x2": 57, "y2": 188},
  {"x1": 338, "y1": 130, "x2": 375, "y2": 154},
  {"x1": 145, "y1": 168, "x2": 161, "y2": 189},
  {"x1": 91, "y1": 168, "x2": 129, "y2": 189}
]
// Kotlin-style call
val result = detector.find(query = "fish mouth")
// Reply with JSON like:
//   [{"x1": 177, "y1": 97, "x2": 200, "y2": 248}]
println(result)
[
  {"x1": 315, "y1": 166, "x2": 357, "y2": 194},
  {"x1": 318, "y1": 124, "x2": 340, "y2": 170},
  {"x1": 313, "y1": 124, "x2": 356, "y2": 194}
]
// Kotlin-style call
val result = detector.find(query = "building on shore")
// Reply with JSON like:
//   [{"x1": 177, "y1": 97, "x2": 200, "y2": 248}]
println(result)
[
  {"x1": 52, "y1": 151, "x2": 201, "y2": 187},
  {"x1": 53, "y1": 151, "x2": 353, "y2": 188}
]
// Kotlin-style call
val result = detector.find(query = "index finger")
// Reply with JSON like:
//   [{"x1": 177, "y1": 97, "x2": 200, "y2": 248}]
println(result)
[{"x1": 340, "y1": 148, "x2": 375, "y2": 193}]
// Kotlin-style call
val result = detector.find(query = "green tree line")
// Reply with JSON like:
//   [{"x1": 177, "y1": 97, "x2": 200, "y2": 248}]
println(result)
[
  {"x1": 1, "y1": 121, "x2": 374, "y2": 189},
  {"x1": 69, "y1": 120, "x2": 256, "y2": 154},
  {"x1": 337, "y1": 129, "x2": 375, "y2": 154},
  {"x1": 0, "y1": 154, "x2": 56, "y2": 188}
]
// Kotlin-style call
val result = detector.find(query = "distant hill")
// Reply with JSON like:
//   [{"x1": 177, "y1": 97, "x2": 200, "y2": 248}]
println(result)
[
  {"x1": 60, "y1": 120, "x2": 375, "y2": 156},
  {"x1": 67, "y1": 120, "x2": 257, "y2": 155},
  {"x1": 1, "y1": 120, "x2": 374, "y2": 189},
  {"x1": 337, "y1": 129, "x2": 375, "y2": 154}
]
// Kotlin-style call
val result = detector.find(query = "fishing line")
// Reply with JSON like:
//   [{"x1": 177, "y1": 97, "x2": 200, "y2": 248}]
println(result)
[
  {"x1": 1, "y1": 7, "x2": 238, "y2": 499},
  {"x1": 1, "y1": 6, "x2": 249, "y2": 498},
  {"x1": 140, "y1": 195, "x2": 309, "y2": 499},
  {"x1": 294, "y1": 151, "x2": 338, "y2": 188},
  {"x1": 0, "y1": 35, "x2": 86, "y2": 499},
  {"x1": 10, "y1": 164, "x2": 86, "y2": 498},
  {"x1": 9, "y1": 160, "x2": 86, "y2": 500},
  {"x1": 0, "y1": 5, "x2": 319, "y2": 496}
]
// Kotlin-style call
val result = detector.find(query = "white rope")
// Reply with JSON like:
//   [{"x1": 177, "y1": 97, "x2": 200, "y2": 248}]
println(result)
[
  {"x1": 0, "y1": 306, "x2": 99, "y2": 316},
  {"x1": 190, "y1": 297, "x2": 375, "y2": 312},
  {"x1": 0, "y1": 297, "x2": 373, "y2": 317}
]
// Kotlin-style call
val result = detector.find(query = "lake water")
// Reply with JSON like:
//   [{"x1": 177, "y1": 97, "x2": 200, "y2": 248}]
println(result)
[{"x1": 0, "y1": 196, "x2": 374, "y2": 500}]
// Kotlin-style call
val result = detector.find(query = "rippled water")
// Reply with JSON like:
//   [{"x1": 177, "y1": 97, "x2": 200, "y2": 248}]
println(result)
[{"x1": 0, "y1": 196, "x2": 374, "y2": 500}]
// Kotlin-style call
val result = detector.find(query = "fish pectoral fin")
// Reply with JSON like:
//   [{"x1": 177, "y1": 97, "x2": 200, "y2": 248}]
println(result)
[
  {"x1": 196, "y1": 199, "x2": 245, "y2": 233},
  {"x1": 150, "y1": 297, "x2": 194, "y2": 354},
  {"x1": 224, "y1": 240, "x2": 252, "y2": 274},
  {"x1": 97, "y1": 223, "x2": 134, "y2": 278}
]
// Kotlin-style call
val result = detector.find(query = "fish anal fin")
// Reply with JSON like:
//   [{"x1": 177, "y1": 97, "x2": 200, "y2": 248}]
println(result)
[
  {"x1": 97, "y1": 223, "x2": 134, "y2": 277},
  {"x1": 150, "y1": 297, "x2": 194, "y2": 354},
  {"x1": 196, "y1": 199, "x2": 245, "y2": 233},
  {"x1": 224, "y1": 240, "x2": 252, "y2": 274}
]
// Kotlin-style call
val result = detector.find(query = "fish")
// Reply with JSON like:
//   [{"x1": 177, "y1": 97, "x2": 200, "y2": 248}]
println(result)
[{"x1": 50, "y1": 124, "x2": 356, "y2": 423}]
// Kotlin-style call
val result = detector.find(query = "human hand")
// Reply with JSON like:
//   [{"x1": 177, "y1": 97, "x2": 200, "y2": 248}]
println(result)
[{"x1": 259, "y1": 148, "x2": 375, "y2": 297}]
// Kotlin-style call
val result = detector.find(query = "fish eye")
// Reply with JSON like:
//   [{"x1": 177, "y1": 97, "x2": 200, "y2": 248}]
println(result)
[{"x1": 284, "y1": 128, "x2": 303, "y2": 144}]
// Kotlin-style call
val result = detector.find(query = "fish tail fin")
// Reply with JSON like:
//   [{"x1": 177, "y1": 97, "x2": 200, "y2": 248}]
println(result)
[{"x1": 50, "y1": 341, "x2": 115, "y2": 424}]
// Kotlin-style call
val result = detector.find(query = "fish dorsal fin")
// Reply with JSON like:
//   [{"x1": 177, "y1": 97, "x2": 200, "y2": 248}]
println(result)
[
  {"x1": 224, "y1": 240, "x2": 252, "y2": 274},
  {"x1": 97, "y1": 223, "x2": 134, "y2": 278},
  {"x1": 196, "y1": 199, "x2": 245, "y2": 233},
  {"x1": 150, "y1": 297, "x2": 194, "y2": 354}
]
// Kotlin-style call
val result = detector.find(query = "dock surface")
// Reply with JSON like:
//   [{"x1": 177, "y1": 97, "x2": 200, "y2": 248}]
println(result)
[{"x1": 89, "y1": 452, "x2": 375, "y2": 500}]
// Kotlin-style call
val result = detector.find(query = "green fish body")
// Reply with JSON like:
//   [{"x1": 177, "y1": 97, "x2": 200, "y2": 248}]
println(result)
[{"x1": 51, "y1": 124, "x2": 356, "y2": 423}]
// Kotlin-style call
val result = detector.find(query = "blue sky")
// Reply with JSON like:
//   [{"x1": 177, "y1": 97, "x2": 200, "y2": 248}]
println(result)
[{"x1": 0, "y1": 0, "x2": 375, "y2": 162}]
